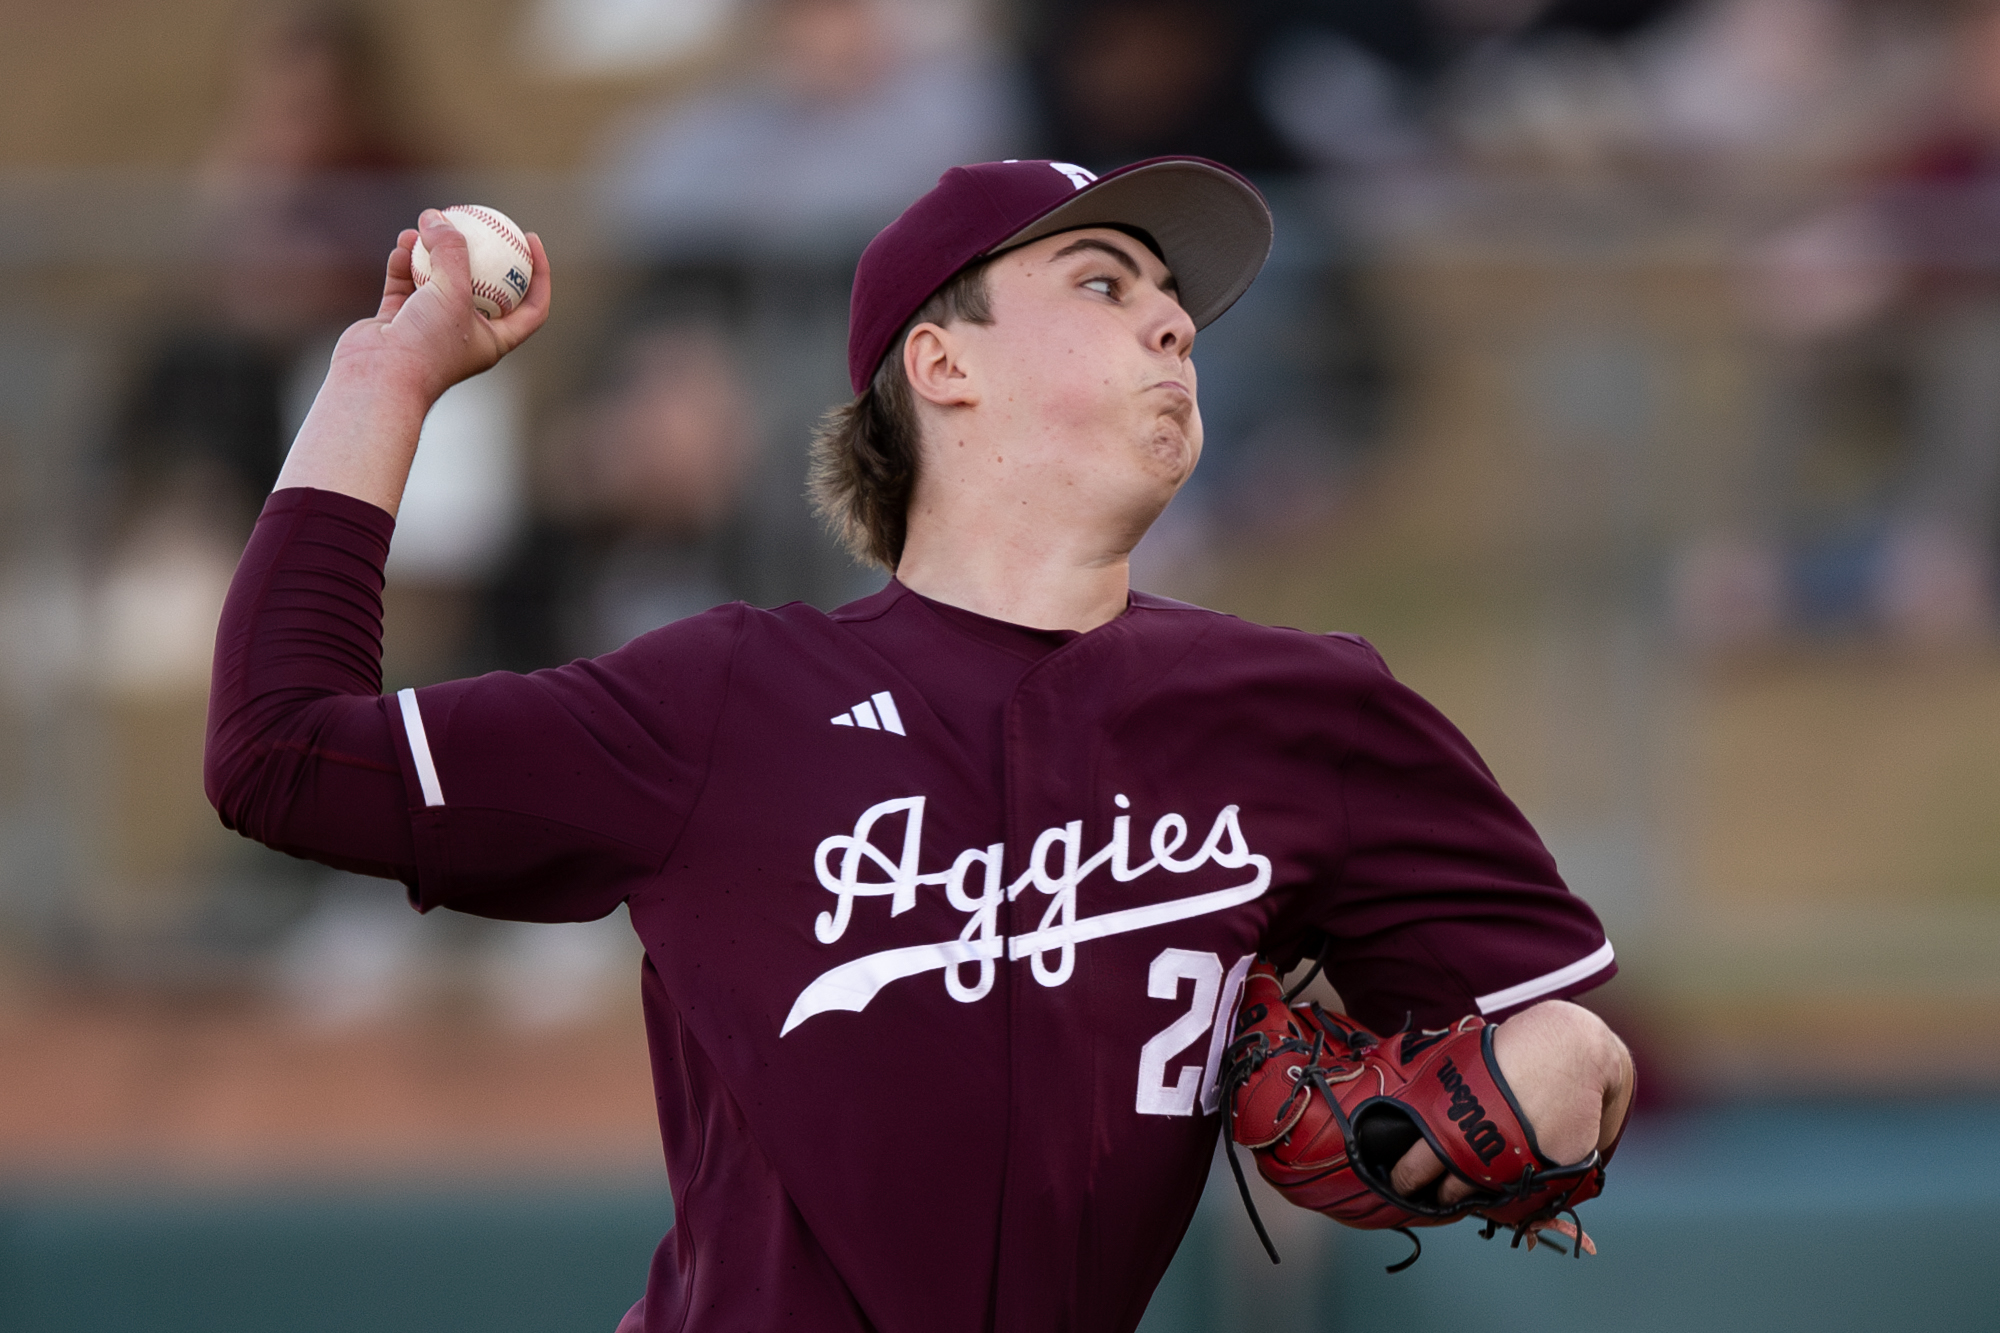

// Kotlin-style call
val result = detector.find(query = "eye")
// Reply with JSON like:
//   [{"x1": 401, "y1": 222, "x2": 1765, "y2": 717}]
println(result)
[{"x1": 1082, "y1": 275, "x2": 1118, "y2": 297}]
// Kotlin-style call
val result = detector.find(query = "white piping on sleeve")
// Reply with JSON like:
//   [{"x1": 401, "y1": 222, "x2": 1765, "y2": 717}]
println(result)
[
  {"x1": 397, "y1": 687, "x2": 446, "y2": 808},
  {"x1": 1474, "y1": 940, "x2": 1616, "y2": 1015}
]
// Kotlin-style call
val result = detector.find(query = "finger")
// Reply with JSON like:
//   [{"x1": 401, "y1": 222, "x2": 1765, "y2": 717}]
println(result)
[
  {"x1": 1389, "y1": 1138, "x2": 1446, "y2": 1197},
  {"x1": 377, "y1": 231, "x2": 420, "y2": 317},
  {"x1": 489, "y1": 231, "x2": 553, "y2": 347},
  {"x1": 412, "y1": 209, "x2": 473, "y2": 310},
  {"x1": 386, "y1": 210, "x2": 480, "y2": 350}
]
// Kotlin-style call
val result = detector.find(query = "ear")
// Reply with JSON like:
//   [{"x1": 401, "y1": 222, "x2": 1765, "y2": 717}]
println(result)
[{"x1": 903, "y1": 322, "x2": 978, "y2": 409}]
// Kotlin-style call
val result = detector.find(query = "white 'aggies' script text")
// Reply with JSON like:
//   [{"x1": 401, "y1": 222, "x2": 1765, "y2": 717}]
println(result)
[{"x1": 780, "y1": 796, "x2": 1270, "y2": 1035}]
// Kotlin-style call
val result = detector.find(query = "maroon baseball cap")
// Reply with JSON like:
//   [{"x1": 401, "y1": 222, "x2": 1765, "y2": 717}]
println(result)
[{"x1": 847, "y1": 157, "x2": 1273, "y2": 394}]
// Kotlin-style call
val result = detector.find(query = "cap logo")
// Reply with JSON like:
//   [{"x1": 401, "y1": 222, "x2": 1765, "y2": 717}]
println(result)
[{"x1": 1051, "y1": 162, "x2": 1097, "y2": 190}]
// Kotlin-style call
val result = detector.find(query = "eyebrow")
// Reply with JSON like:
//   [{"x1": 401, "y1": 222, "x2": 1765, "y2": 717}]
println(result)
[{"x1": 1049, "y1": 236, "x2": 1179, "y2": 295}]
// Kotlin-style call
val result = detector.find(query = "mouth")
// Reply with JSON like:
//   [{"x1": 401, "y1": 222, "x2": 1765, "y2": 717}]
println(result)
[{"x1": 1153, "y1": 380, "x2": 1191, "y2": 398}]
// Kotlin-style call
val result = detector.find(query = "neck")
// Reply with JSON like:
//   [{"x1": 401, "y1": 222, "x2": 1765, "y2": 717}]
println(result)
[{"x1": 894, "y1": 493, "x2": 1147, "y2": 634}]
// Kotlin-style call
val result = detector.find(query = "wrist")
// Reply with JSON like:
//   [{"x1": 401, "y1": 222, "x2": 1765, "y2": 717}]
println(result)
[
  {"x1": 274, "y1": 344, "x2": 437, "y2": 514},
  {"x1": 308, "y1": 356, "x2": 433, "y2": 446},
  {"x1": 324, "y1": 334, "x2": 447, "y2": 412}
]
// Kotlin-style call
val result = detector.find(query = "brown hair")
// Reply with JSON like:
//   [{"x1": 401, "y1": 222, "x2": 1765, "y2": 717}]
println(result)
[{"x1": 809, "y1": 258, "x2": 996, "y2": 569}]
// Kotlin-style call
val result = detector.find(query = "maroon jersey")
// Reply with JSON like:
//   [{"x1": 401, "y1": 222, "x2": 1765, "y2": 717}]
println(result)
[{"x1": 207, "y1": 488, "x2": 1614, "y2": 1333}]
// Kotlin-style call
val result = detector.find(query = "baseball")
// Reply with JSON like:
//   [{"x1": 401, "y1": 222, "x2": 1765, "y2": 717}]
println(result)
[{"x1": 410, "y1": 204, "x2": 533, "y2": 318}]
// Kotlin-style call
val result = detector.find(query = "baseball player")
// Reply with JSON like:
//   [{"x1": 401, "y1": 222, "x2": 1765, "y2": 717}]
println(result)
[{"x1": 206, "y1": 157, "x2": 1633, "y2": 1332}]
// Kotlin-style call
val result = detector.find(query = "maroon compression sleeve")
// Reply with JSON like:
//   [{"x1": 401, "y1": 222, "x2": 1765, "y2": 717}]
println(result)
[{"x1": 204, "y1": 486, "x2": 418, "y2": 881}]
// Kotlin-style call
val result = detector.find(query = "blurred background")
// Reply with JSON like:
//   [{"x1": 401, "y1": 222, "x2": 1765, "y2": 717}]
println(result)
[{"x1": 1, "y1": 0, "x2": 1998, "y2": 1328}]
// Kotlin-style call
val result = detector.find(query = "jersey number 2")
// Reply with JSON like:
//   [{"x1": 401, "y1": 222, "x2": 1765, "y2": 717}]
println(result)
[{"x1": 1134, "y1": 948, "x2": 1254, "y2": 1117}]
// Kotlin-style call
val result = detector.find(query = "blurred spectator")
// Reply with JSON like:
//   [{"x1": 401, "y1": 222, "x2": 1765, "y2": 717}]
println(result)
[
  {"x1": 1632, "y1": 0, "x2": 1940, "y2": 181},
  {"x1": 107, "y1": 1, "x2": 421, "y2": 541},
  {"x1": 1434, "y1": 32, "x2": 1652, "y2": 174},
  {"x1": 194, "y1": 1, "x2": 419, "y2": 346},
  {"x1": 107, "y1": 2, "x2": 523, "y2": 692},
  {"x1": 1426, "y1": 0, "x2": 1937, "y2": 182},
  {"x1": 601, "y1": 0, "x2": 1022, "y2": 252},
  {"x1": 1467, "y1": 0, "x2": 1689, "y2": 40},
  {"x1": 1021, "y1": 0, "x2": 1696, "y2": 184},
  {"x1": 85, "y1": 2, "x2": 428, "y2": 974},
  {"x1": 1870, "y1": 3, "x2": 2000, "y2": 644},
  {"x1": 488, "y1": 322, "x2": 761, "y2": 666},
  {"x1": 1637, "y1": 0, "x2": 1860, "y2": 171},
  {"x1": 1426, "y1": 0, "x2": 1693, "y2": 174},
  {"x1": 1026, "y1": 0, "x2": 1301, "y2": 174},
  {"x1": 1257, "y1": 21, "x2": 1435, "y2": 173},
  {"x1": 520, "y1": 0, "x2": 739, "y2": 79},
  {"x1": 1682, "y1": 0, "x2": 2000, "y2": 649},
  {"x1": 588, "y1": 0, "x2": 1022, "y2": 614}
]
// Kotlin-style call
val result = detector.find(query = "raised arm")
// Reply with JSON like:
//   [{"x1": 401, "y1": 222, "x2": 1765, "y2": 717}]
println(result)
[
  {"x1": 204, "y1": 211, "x2": 553, "y2": 881},
  {"x1": 274, "y1": 209, "x2": 552, "y2": 511}
]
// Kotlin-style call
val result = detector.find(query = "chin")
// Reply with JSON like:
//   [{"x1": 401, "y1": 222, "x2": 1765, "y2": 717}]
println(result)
[{"x1": 1140, "y1": 422, "x2": 1201, "y2": 486}]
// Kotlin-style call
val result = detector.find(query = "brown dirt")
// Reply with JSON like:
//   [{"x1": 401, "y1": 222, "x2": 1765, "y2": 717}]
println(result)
[{"x1": 0, "y1": 988, "x2": 663, "y2": 1182}]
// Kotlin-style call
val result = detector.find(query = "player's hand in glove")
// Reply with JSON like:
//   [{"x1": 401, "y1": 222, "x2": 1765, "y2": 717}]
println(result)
[
  {"x1": 1388, "y1": 997, "x2": 1634, "y2": 1211},
  {"x1": 1218, "y1": 960, "x2": 1633, "y2": 1272}
]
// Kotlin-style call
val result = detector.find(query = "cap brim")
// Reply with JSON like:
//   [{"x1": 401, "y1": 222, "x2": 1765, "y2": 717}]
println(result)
[{"x1": 990, "y1": 158, "x2": 1273, "y2": 330}]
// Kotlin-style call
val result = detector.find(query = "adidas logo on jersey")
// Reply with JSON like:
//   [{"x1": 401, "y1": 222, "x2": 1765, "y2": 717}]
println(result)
[{"x1": 831, "y1": 691, "x2": 905, "y2": 735}]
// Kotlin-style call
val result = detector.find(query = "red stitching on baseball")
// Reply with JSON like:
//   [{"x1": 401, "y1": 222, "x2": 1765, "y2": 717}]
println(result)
[
  {"x1": 449, "y1": 205, "x2": 532, "y2": 264},
  {"x1": 472, "y1": 278, "x2": 518, "y2": 314}
]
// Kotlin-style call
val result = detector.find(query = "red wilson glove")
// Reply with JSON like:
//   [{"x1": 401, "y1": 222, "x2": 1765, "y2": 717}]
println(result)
[{"x1": 1217, "y1": 960, "x2": 1617, "y2": 1272}]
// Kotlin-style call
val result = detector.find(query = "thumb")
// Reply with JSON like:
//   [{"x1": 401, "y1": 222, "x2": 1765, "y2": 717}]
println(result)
[
  {"x1": 378, "y1": 209, "x2": 496, "y2": 400},
  {"x1": 414, "y1": 209, "x2": 473, "y2": 307}
]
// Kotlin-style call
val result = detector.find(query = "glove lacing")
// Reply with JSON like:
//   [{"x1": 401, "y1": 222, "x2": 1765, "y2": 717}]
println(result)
[{"x1": 1218, "y1": 1003, "x2": 1379, "y2": 1268}]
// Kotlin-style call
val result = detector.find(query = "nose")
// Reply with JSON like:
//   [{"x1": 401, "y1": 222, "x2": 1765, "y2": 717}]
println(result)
[{"x1": 1149, "y1": 289, "x2": 1197, "y2": 361}]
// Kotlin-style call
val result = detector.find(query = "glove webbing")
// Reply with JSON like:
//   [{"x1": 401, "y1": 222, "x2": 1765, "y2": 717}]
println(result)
[{"x1": 1218, "y1": 1013, "x2": 1401, "y2": 1268}]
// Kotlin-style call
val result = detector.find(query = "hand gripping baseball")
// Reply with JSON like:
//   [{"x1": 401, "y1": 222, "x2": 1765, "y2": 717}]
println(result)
[
  {"x1": 1218, "y1": 960, "x2": 1631, "y2": 1273},
  {"x1": 357, "y1": 210, "x2": 553, "y2": 402},
  {"x1": 274, "y1": 210, "x2": 552, "y2": 513}
]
